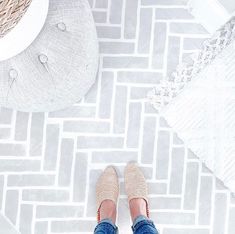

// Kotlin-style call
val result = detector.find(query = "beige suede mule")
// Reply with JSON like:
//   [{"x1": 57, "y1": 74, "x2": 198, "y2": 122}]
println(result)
[
  {"x1": 96, "y1": 166, "x2": 119, "y2": 222},
  {"x1": 124, "y1": 162, "x2": 149, "y2": 217}
]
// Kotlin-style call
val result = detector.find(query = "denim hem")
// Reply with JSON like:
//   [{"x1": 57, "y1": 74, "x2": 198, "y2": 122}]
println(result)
[
  {"x1": 94, "y1": 218, "x2": 118, "y2": 234},
  {"x1": 131, "y1": 215, "x2": 157, "y2": 233},
  {"x1": 99, "y1": 218, "x2": 117, "y2": 229},
  {"x1": 133, "y1": 215, "x2": 148, "y2": 227}
]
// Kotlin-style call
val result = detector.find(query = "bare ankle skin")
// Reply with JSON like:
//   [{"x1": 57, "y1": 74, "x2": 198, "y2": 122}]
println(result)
[
  {"x1": 99, "y1": 199, "x2": 116, "y2": 224},
  {"x1": 129, "y1": 198, "x2": 147, "y2": 222}
]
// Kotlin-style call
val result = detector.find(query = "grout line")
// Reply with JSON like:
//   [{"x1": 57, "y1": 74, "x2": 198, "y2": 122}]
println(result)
[
  {"x1": 167, "y1": 131, "x2": 173, "y2": 194},
  {"x1": 152, "y1": 113, "x2": 159, "y2": 179},
  {"x1": 163, "y1": 21, "x2": 170, "y2": 77},
  {"x1": 83, "y1": 153, "x2": 91, "y2": 217},
  {"x1": 107, "y1": 0, "x2": 111, "y2": 24},
  {"x1": 55, "y1": 123, "x2": 63, "y2": 186},
  {"x1": 26, "y1": 112, "x2": 32, "y2": 157},
  {"x1": 69, "y1": 137, "x2": 77, "y2": 202},
  {"x1": 195, "y1": 161, "x2": 202, "y2": 225},
  {"x1": 15, "y1": 189, "x2": 22, "y2": 230},
  {"x1": 41, "y1": 112, "x2": 48, "y2": 171},
  {"x1": 95, "y1": 58, "x2": 103, "y2": 118},
  {"x1": 10, "y1": 110, "x2": 17, "y2": 140},
  {"x1": 210, "y1": 176, "x2": 215, "y2": 234},
  {"x1": 110, "y1": 71, "x2": 117, "y2": 133},
  {"x1": 135, "y1": 1, "x2": 141, "y2": 54},
  {"x1": 123, "y1": 86, "x2": 130, "y2": 148},
  {"x1": 149, "y1": 8, "x2": 155, "y2": 69},
  {"x1": 137, "y1": 101, "x2": 144, "y2": 164},
  {"x1": 1, "y1": 175, "x2": 6, "y2": 214},
  {"x1": 180, "y1": 147, "x2": 187, "y2": 210},
  {"x1": 224, "y1": 191, "x2": 230, "y2": 234},
  {"x1": 31, "y1": 204, "x2": 36, "y2": 234},
  {"x1": 121, "y1": 0, "x2": 126, "y2": 39}
]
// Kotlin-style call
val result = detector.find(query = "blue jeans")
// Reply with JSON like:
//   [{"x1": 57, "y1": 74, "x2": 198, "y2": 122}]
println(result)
[{"x1": 94, "y1": 215, "x2": 159, "y2": 234}]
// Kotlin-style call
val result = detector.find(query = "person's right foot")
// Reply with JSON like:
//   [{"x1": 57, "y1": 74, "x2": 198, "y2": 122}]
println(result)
[
  {"x1": 96, "y1": 166, "x2": 119, "y2": 224},
  {"x1": 124, "y1": 163, "x2": 149, "y2": 222}
]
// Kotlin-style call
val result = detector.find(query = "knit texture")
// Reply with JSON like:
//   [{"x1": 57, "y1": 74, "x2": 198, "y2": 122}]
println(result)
[
  {"x1": 155, "y1": 38, "x2": 235, "y2": 193},
  {"x1": 149, "y1": 16, "x2": 235, "y2": 193},
  {"x1": 0, "y1": 0, "x2": 99, "y2": 112},
  {"x1": 148, "y1": 17, "x2": 235, "y2": 111}
]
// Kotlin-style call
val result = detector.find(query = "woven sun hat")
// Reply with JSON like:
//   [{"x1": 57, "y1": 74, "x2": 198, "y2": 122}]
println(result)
[
  {"x1": 0, "y1": 0, "x2": 32, "y2": 38},
  {"x1": 0, "y1": 0, "x2": 99, "y2": 112}
]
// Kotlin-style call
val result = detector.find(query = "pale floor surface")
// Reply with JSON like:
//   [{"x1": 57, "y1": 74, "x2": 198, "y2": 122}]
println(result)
[{"x1": 0, "y1": 0, "x2": 235, "y2": 233}]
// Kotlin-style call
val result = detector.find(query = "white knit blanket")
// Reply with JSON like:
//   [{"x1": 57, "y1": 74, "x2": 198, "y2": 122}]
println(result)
[{"x1": 149, "y1": 18, "x2": 235, "y2": 193}]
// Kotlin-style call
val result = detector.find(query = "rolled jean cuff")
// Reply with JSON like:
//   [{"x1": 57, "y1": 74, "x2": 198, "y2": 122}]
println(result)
[
  {"x1": 132, "y1": 215, "x2": 158, "y2": 234},
  {"x1": 94, "y1": 218, "x2": 118, "y2": 234},
  {"x1": 100, "y1": 218, "x2": 117, "y2": 228},
  {"x1": 133, "y1": 215, "x2": 148, "y2": 227}
]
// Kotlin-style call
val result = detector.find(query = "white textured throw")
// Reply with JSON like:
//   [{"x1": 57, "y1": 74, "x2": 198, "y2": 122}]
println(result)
[
  {"x1": 150, "y1": 18, "x2": 235, "y2": 193},
  {"x1": 149, "y1": 17, "x2": 235, "y2": 111}
]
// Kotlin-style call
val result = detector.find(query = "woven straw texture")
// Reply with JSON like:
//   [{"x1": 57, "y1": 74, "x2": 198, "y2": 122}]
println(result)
[
  {"x1": 0, "y1": 0, "x2": 32, "y2": 38},
  {"x1": 96, "y1": 167, "x2": 119, "y2": 211},
  {"x1": 124, "y1": 163, "x2": 148, "y2": 203}
]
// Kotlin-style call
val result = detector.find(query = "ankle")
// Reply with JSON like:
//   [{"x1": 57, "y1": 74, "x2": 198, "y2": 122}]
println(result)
[
  {"x1": 129, "y1": 198, "x2": 147, "y2": 222},
  {"x1": 99, "y1": 200, "x2": 116, "y2": 224}
]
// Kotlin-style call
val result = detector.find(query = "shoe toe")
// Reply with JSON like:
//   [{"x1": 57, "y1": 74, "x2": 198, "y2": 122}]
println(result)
[{"x1": 96, "y1": 166, "x2": 119, "y2": 210}]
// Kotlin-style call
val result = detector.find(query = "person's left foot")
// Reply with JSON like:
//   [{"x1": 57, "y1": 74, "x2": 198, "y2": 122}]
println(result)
[
  {"x1": 124, "y1": 162, "x2": 149, "y2": 221},
  {"x1": 129, "y1": 198, "x2": 147, "y2": 222},
  {"x1": 99, "y1": 199, "x2": 117, "y2": 223},
  {"x1": 96, "y1": 166, "x2": 119, "y2": 224}
]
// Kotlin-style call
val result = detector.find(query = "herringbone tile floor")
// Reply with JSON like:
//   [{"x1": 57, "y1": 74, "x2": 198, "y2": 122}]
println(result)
[{"x1": 0, "y1": 0, "x2": 234, "y2": 233}]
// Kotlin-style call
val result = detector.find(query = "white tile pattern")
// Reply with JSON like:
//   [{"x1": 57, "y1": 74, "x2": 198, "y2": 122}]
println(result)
[{"x1": 0, "y1": 0, "x2": 234, "y2": 233}]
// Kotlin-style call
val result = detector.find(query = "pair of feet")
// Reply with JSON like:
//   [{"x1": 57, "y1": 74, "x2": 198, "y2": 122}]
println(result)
[{"x1": 96, "y1": 163, "x2": 149, "y2": 224}]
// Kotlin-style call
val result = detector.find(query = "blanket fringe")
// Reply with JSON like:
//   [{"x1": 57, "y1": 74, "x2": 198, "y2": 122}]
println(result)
[{"x1": 148, "y1": 17, "x2": 235, "y2": 111}]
